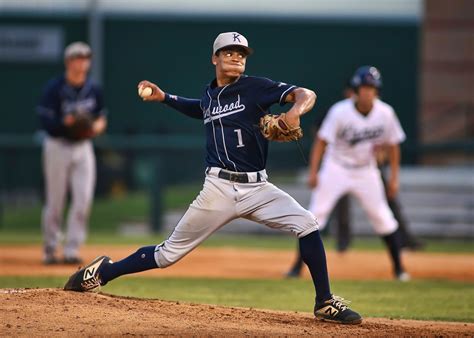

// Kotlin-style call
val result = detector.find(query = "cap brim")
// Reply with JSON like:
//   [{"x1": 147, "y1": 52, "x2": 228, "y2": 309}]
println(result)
[
  {"x1": 215, "y1": 44, "x2": 253, "y2": 56},
  {"x1": 65, "y1": 53, "x2": 92, "y2": 59}
]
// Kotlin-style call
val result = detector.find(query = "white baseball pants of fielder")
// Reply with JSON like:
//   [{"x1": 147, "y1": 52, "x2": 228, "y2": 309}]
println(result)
[
  {"x1": 308, "y1": 158, "x2": 398, "y2": 236},
  {"x1": 42, "y1": 136, "x2": 96, "y2": 258},
  {"x1": 154, "y1": 167, "x2": 318, "y2": 268}
]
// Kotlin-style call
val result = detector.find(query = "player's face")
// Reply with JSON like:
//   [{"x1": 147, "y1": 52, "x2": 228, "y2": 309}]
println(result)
[
  {"x1": 213, "y1": 48, "x2": 247, "y2": 78},
  {"x1": 66, "y1": 57, "x2": 91, "y2": 75},
  {"x1": 357, "y1": 85, "x2": 377, "y2": 104}
]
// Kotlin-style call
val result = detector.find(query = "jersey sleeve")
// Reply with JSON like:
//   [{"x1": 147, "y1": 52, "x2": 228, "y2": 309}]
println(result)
[
  {"x1": 317, "y1": 105, "x2": 339, "y2": 143},
  {"x1": 385, "y1": 108, "x2": 406, "y2": 144},
  {"x1": 163, "y1": 93, "x2": 203, "y2": 120},
  {"x1": 256, "y1": 77, "x2": 297, "y2": 109},
  {"x1": 36, "y1": 80, "x2": 65, "y2": 135}
]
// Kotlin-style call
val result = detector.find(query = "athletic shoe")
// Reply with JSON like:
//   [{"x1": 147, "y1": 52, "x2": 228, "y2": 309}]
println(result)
[
  {"x1": 285, "y1": 266, "x2": 302, "y2": 278},
  {"x1": 401, "y1": 239, "x2": 425, "y2": 251},
  {"x1": 396, "y1": 271, "x2": 411, "y2": 282},
  {"x1": 43, "y1": 254, "x2": 60, "y2": 265},
  {"x1": 64, "y1": 256, "x2": 112, "y2": 292},
  {"x1": 314, "y1": 295, "x2": 363, "y2": 325},
  {"x1": 336, "y1": 239, "x2": 351, "y2": 253},
  {"x1": 63, "y1": 256, "x2": 83, "y2": 265}
]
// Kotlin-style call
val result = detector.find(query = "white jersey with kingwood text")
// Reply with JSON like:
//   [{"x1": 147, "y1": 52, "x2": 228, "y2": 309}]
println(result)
[{"x1": 318, "y1": 98, "x2": 406, "y2": 168}]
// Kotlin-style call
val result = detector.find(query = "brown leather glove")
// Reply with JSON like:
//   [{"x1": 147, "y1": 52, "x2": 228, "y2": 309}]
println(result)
[
  {"x1": 65, "y1": 114, "x2": 95, "y2": 141},
  {"x1": 259, "y1": 113, "x2": 303, "y2": 142}
]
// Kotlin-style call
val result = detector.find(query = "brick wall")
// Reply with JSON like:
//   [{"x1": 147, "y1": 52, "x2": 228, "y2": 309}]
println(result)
[{"x1": 420, "y1": 0, "x2": 474, "y2": 164}]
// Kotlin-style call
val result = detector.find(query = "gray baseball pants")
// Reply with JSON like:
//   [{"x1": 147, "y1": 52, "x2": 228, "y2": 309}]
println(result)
[
  {"x1": 42, "y1": 136, "x2": 96, "y2": 259},
  {"x1": 154, "y1": 167, "x2": 318, "y2": 268}
]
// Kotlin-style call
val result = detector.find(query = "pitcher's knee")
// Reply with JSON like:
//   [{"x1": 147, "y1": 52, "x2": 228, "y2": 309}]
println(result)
[
  {"x1": 154, "y1": 244, "x2": 184, "y2": 268},
  {"x1": 296, "y1": 211, "x2": 319, "y2": 238}
]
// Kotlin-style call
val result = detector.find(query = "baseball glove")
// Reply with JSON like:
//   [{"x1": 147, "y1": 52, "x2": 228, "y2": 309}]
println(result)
[
  {"x1": 65, "y1": 114, "x2": 95, "y2": 141},
  {"x1": 259, "y1": 113, "x2": 303, "y2": 142}
]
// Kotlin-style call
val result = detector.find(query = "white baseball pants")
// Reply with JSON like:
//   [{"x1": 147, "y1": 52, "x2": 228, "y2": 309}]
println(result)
[
  {"x1": 154, "y1": 168, "x2": 318, "y2": 268},
  {"x1": 308, "y1": 158, "x2": 398, "y2": 236},
  {"x1": 42, "y1": 136, "x2": 96, "y2": 258}
]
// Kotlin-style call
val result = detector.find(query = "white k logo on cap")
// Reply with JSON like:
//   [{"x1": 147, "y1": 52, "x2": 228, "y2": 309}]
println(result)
[{"x1": 213, "y1": 32, "x2": 253, "y2": 55}]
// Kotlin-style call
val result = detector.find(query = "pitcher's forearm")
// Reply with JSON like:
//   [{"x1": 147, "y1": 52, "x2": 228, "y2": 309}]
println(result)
[{"x1": 287, "y1": 88, "x2": 317, "y2": 118}]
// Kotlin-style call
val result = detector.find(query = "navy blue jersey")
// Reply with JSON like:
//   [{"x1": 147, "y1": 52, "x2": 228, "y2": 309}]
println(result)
[
  {"x1": 200, "y1": 75, "x2": 296, "y2": 172},
  {"x1": 163, "y1": 75, "x2": 297, "y2": 172},
  {"x1": 37, "y1": 75, "x2": 106, "y2": 140}
]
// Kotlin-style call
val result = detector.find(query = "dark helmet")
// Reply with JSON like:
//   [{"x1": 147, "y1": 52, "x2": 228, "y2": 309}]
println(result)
[{"x1": 350, "y1": 66, "x2": 382, "y2": 89}]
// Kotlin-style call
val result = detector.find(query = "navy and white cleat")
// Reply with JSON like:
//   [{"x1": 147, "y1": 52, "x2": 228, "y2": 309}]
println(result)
[{"x1": 64, "y1": 256, "x2": 112, "y2": 292}]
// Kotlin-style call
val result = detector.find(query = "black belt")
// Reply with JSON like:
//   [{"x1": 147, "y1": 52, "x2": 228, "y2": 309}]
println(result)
[
  {"x1": 52, "y1": 136, "x2": 89, "y2": 145},
  {"x1": 208, "y1": 168, "x2": 262, "y2": 183}
]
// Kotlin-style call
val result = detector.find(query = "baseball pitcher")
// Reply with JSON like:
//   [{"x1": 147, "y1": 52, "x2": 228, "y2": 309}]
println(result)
[{"x1": 64, "y1": 32, "x2": 362, "y2": 325}]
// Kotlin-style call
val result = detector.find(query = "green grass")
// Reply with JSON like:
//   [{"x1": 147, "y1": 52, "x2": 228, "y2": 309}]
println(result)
[
  {"x1": 1, "y1": 276, "x2": 473, "y2": 322},
  {"x1": 1, "y1": 184, "x2": 473, "y2": 253}
]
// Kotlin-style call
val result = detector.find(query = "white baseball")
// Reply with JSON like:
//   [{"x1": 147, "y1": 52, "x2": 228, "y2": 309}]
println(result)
[{"x1": 138, "y1": 86, "x2": 153, "y2": 98}]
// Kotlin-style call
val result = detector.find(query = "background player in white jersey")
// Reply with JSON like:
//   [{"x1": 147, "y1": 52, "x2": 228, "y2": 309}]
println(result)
[
  {"x1": 286, "y1": 76, "x2": 421, "y2": 277},
  {"x1": 64, "y1": 32, "x2": 362, "y2": 325},
  {"x1": 37, "y1": 42, "x2": 107, "y2": 265},
  {"x1": 304, "y1": 66, "x2": 409, "y2": 281}
]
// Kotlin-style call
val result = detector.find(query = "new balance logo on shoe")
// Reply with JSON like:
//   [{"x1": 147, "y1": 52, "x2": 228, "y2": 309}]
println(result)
[
  {"x1": 321, "y1": 305, "x2": 339, "y2": 317},
  {"x1": 314, "y1": 295, "x2": 363, "y2": 325},
  {"x1": 83, "y1": 259, "x2": 104, "y2": 280}
]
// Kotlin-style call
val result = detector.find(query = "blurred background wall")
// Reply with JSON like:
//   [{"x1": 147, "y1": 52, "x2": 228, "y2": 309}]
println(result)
[
  {"x1": 419, "y1": 0, "x2": 474, "y2": 164},
  {"x1": 0, "y1": 0, "x2": 421, "y2": 188},
  {"x1": 0, "y1": 0, "x2": 472, "y2": 236}
]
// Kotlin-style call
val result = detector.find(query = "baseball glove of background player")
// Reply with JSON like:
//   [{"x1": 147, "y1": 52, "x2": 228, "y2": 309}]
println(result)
[
  {"x1": 66, "y1": 114, "x2": 95, "y2": 141},
  {"x1": 259, "y1": 113, "x2": 303, "y2": 142}
]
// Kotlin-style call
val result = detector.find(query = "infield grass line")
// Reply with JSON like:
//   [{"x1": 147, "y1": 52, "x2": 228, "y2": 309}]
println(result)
[{"x1": 0, "y1": 230, "x2": 473, "y2": 254}]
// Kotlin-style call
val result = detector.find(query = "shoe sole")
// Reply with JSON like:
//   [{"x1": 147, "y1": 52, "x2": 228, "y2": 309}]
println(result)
[
  {"x1": 43, "y1": 261, "x2": 60, "y2": 265},
  {"x1": 315, "y1": 314, "x2": 363, "y2": 325}
]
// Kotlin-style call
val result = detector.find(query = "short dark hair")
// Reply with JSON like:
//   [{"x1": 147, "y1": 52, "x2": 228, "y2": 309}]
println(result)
[{"x1": 215, "y1": 45, "x2": 250, "y2": 56}]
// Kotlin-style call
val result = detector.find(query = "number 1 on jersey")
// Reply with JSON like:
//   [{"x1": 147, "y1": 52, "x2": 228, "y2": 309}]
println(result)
[{"x1": 234, "y1": 129, "x2": 245, "y2": 148}]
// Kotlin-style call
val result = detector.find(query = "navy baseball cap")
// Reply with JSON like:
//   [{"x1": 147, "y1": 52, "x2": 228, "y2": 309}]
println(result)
[
  {"x1": 213, "y1": 32, "x2": 253, "y2": 55},
  {"x1": 351, "y1": 66, "x2": 382, "y2": 89}
]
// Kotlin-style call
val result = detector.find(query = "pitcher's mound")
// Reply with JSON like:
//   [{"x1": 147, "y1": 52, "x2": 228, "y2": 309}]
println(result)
[{"x1": 1, "y1": 288, "x2": 472, "y2": 336}]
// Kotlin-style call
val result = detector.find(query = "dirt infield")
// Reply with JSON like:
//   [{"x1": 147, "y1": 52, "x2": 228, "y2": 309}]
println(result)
[
  {"x1": 1, "y1": 288, "x2": 473, "y2": 336},
  {"x1": 1, "y1": 246, "x2": 473, "y2": 336},
  {"x1": 0, "y1": 244, "x2": 473, "y2": 281}
]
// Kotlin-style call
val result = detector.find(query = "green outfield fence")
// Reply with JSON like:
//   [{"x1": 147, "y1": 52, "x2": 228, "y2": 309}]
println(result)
[
  {"x1": 0, "y1": 133, "x2": 313, "y2": 231},
  {"x1": 1, "y1": 133, "x2": 472, "y2": 232},
  {"x1": 0, "y1": 12, "x2": 458, "y2": 232},
  {"x1": 1, "y1": 14, "x2": 419, "y2": 147}
]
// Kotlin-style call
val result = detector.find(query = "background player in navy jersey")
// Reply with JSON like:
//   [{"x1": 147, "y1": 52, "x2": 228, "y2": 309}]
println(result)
[
  {"x1": 64, "y1": 32, "x2": 362, "y2": 325},
  {"x1": 37, "y1": 42, "x2": 107, "y2": 265}
]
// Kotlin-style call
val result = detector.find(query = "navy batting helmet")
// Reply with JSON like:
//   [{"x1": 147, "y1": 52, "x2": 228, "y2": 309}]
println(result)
[{"x1": 351, "y1": 66, "x2": 382, "y2": 89}]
